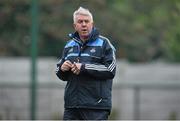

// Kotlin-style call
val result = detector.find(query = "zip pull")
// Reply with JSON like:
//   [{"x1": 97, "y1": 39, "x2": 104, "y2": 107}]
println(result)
[{"x1": 97, "y1": 98, "x2": 102, "y2": 103}]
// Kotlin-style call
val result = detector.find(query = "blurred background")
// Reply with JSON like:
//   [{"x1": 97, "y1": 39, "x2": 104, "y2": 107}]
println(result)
[{"x1": 0, "y1": 0, "x2": 180, "y2": 120}]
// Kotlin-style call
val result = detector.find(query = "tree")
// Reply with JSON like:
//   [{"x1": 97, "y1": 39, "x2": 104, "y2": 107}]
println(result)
[{"x1": 0, "y1": 0, "x2": 180, "y2": 62}]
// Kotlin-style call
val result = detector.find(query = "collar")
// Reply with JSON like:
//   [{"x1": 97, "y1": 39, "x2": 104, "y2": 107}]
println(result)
[{"x1": 68, "y1": 27, "x2": 99, "y2": 45}]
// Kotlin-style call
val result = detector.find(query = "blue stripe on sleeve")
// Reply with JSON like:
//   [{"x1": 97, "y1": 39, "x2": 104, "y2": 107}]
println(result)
[{"x1": 65, "y1": 40, "x2": 78, "y2": 48}]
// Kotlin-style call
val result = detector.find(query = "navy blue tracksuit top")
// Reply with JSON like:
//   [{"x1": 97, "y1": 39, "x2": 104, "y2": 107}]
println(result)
[{"x1": 56, "y1": 28, "x2": 116, "y2": 110}]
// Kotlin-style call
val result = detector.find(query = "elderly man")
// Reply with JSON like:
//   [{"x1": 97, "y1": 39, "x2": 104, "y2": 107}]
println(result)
[{"x1": 56, "y1": 6, "x2": 116, "y2": 120}]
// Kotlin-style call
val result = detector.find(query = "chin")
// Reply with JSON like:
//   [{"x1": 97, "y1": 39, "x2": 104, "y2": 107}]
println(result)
[
  {"x1": 81, "y1": 33, "x2": 88, "y2": 36},
  {"x1": 83, "y1": 34, "x2": 89, "y2": 36}
]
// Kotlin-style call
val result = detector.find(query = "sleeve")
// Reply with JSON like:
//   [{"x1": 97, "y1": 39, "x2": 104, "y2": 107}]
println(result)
[
  {"x1": 80, "y1": 40, "x2": 116, "y2": 80},
  {"x1": 55, "y1": 48, "x2": 69, "y2": 81}
]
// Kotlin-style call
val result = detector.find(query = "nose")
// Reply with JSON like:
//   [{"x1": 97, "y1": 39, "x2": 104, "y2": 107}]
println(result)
[{"x1": 82, "y1": 21, "x2": 86, "y2": 26}]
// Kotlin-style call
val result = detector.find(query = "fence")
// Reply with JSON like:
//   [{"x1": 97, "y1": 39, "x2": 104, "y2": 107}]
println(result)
[{"x1": 0, "y1": 80, "x2": 180, "y2": 120}]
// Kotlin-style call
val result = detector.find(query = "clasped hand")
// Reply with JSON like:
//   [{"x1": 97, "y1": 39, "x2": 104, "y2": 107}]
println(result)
[{"x1": 61, "y1": 60, "x2": 81, "y2": 75}]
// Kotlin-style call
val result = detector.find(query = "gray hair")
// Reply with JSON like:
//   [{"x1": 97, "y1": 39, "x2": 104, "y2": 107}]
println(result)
[{"x1": 73, "y1": 7, "x2": 93, "y2": 23}]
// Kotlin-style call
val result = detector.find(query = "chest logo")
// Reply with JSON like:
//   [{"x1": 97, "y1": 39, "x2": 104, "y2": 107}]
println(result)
[{"x1": 90, "y1": 48, "x2": 96, "y2": 53}]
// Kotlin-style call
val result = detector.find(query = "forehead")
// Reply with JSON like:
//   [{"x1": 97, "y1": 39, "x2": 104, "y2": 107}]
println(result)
[{"x1": 76, "y1": 14, "x2": 91, "y2": 20}]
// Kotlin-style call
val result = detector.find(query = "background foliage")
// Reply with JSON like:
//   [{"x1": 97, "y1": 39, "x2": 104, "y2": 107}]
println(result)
[{"x1": 0, "y1": 0, "x2": 180, "y2": 62}]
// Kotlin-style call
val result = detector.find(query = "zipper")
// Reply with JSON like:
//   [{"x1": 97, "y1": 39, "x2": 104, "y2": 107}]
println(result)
[
  {"x1": 72, "y1": 37, "x2": 83, "y2": 107},
  {"x1": 72, "y1": 38, "x2": 83, "y2": 63},
  {"x1": 97, "y1": 83, "x2": 102, "y2": 104},
  {"x1": 97, "y1": 81, "x2": 103, "y2": 104}
]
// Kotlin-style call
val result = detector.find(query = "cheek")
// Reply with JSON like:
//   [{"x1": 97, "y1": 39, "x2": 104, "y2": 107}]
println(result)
[
  {"x1": 88, "y1": 25, "x2": 93, "y2": 31},
  {"x1": 89, "y1": 23, "x2": 93, "y2": 28},
  {"x1": 74, "y1": 26, "x2": 79, "y2": 31}
]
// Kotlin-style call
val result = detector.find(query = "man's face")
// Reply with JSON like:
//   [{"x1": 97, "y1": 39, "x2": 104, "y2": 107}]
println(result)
[{"x1": 74, "y1": 14, "x2": 93, "y2": 40}]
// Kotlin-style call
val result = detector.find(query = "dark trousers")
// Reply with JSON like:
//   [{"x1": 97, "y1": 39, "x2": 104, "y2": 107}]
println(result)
[{"x1": 63, "y1": 108, "x2": 110, "y2": 120}]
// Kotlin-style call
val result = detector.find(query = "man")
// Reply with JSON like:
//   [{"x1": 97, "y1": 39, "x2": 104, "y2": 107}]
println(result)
[{"x1": 56, "y1": 6, "x2": 116, "y2": 120}]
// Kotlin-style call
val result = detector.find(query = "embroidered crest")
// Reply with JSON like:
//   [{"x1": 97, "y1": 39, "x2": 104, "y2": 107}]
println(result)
[{"x1": 90, "y1": 48, "x2": 96, "y2": 53}]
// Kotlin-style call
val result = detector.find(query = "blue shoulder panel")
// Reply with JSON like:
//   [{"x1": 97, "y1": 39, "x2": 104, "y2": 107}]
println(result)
[
  {"x1": 65, "y1": 40, "x2": 78, "y2": 48},
  {"x1": 87, "y1": 38, "x2": 104, "y2": 46}
]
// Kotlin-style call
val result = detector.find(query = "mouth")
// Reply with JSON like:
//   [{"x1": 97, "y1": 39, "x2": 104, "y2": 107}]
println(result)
[{"x1": 81, "y1": 29, "x2": 88, "y2": 32}]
